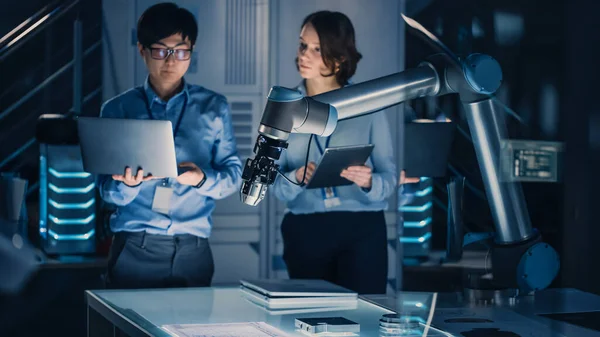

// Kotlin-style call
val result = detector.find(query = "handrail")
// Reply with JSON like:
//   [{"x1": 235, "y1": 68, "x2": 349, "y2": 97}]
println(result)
[
  {"x1": 0, "y1": 40, "x2": 100, "y2": 123},
  {"x1": 0, "y1": 0, "x2": 80, "y2": 62},
  {"x1": 0, "y1": 0, "x2": 99, "y2": 183},
  {"x1": 0, "y1": 84, "x2": 102, "y2": 171},
  {"x1": 0, "y1": 2, "x2": 54, "y2": 46},
  {"x1": 0, "y1": 27, "x2": 97, "y2": 103}
]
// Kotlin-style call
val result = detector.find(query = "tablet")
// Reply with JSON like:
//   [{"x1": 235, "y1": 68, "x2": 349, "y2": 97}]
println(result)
[
  {"x1": 305, "y1": 144, "x2": 374, "y2": 189},
  {"x1": 403, "y1": 121, "x2": 455, "y2": 178},
  {"x1": 77, "y1": 117, "x2": 178, "y2": 178}
]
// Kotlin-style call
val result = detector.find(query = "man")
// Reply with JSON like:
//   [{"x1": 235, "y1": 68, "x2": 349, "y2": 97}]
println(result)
[{"x1": 97, "y1": 3, "x2": 242, "y2": 289}]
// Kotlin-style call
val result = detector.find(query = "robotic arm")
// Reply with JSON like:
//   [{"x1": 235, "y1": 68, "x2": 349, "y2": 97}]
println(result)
[
  {"x1": 241, "y1": 53, "x2": 559, "y2": 294},
  {"x1": 240, "y1": 17, "x2": 559, "y2": 294},
  {"x1": 241, "y1": 52, "x2": 533, "y2": 244}
]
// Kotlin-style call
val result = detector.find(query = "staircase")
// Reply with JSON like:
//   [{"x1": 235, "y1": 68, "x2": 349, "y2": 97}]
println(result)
[{"x1": 0, "y1": 0, "x2": 102, "y2": 203}]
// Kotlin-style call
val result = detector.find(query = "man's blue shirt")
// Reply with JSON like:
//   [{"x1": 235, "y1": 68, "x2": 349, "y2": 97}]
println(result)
[{"x1": 97, "y1": 78, "x2": 242, "y2": 238}]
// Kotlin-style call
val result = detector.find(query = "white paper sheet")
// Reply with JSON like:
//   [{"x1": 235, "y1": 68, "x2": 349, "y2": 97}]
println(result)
[{"x1": 162, "y1": 322, "x2": 291, "y2": 337}]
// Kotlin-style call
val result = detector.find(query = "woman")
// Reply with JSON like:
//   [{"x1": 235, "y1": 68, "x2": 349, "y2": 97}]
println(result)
[{"x1": 272, "y1": 11, "x2": 398, "y2": 295}]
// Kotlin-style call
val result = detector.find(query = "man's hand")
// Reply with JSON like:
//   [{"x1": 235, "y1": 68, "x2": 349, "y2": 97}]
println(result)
[
  {"x1": 112, "y1": 167, "x2": 158, "y2": 187},
  {"x1": 341, "y1": 165, "x2": 372, "y2": 189},
  {"x1": 295, "y1": 162, "x2": 316, "y2": 184},
  {"x1": 176, "y1": 162, "x2": 205, "y2": 186},
  {"x1": 400, "y1": 170, "x2": 420, "y2": 184}
]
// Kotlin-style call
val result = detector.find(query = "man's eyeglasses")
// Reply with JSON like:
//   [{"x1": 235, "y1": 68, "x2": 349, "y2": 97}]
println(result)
[{"x1": 147, "y1": 47, "x2": 192, "y2": 61}]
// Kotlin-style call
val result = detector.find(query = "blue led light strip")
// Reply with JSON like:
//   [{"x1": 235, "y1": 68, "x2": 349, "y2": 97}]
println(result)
[
  {"x1": 48, "y1": 168, "x2": 91, "y2": 178},
  {"x1": 47, "y1": 229, "x2": 95, "y2": 241},
  {"x1": 401, "y1": 201, "x2": 433, "y2": 212},
  {"x1": 49, "y1": 214, "x2": 95, "y2": 225},
  {"x1": 404, "y1": 217, "x2": 432, "y2": 228},
  {"x1": 415, "y1": 186, "x2": 433, "y2": 197},
  {"x1": 49, "y1": 198, "x2": 95, "y2": 209},
  {"x1": 400, "y1": 232, "x2": 432, "y2": 243},
  {"x1": 48, "y1": 183, "x2": 95, "y2": 194}
]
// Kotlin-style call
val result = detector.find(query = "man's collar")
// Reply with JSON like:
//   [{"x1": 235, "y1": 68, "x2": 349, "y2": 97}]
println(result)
[{"x1": 143, "y1": 76, "x2": 190, "y2": 108}]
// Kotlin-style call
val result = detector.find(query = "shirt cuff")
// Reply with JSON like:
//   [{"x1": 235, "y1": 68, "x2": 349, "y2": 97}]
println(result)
[
  {"x1": 116, "y1": 180, "x2": 142, "y2": 193},
  {"x1": 193, "y1": 172, "x2": 208, "y2": 188},
  {"x1": 364, "y1": 173, "x2": 383, "y2": 202},
  {"x1": 284, "y1": 168, "x2": 305, "y2": 194},
  {"x1": 288, "y1": 169, "x2": 304, "y2": 185},
  {"x1": 196, "y1": 168, "x2": 216, "y2": 191}
]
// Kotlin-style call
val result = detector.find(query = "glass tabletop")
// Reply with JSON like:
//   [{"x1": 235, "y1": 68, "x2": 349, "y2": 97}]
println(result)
[
  {"x1": 87, "y1": 286, "x2": 456, "y2": 336},
  {"x1": 362, "y1": 289, "x2": 600, "y2": 337}
]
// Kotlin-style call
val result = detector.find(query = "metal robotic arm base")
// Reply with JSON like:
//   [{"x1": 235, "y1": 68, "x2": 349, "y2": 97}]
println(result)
[{"x1": 445, "y1": 170, "x2": 559, "y2": 294}]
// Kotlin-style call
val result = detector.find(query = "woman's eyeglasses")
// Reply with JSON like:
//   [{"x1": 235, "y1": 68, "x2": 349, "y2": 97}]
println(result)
[{"x1": 147, "y1": 47, "x2": 192, "y2": 61}]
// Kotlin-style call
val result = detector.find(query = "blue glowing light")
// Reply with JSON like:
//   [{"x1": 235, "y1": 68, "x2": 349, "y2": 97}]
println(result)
[
  {"x1": 48, "y1": 168, "x2": 91, "y2": 179},
  {"x1": 404, "y1": 217, "x2": 432, "y2": 228},
  {"x1": 48, "y1": 183, "x2": 95, "y2": 194},
  {"x1": 49, "y1": 198, "x2": 95, "y2": 209},
  {"x1": 401, "y1": 202, "x2": 433, "y2": 213},
  {"x1": 49, "y1": 214, "x2": 95, "y2": 225},
  {"x1": 48, "y1": 229, "x2": 95, "y2": 241},
  {"x1": 415, "y1": 186, "x2": 433, "y2": 197},
  {"x1": 400, "y1": 232, "x2": 432, "y2": 243}
]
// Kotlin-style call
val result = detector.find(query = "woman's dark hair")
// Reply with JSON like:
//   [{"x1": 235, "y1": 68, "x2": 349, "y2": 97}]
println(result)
[
  {"x1": 137, "y1": 3, "x2": 198, "y2": 48},
  {"x1": 296, "y1": 11, "x2": 362, "y2": 85}
]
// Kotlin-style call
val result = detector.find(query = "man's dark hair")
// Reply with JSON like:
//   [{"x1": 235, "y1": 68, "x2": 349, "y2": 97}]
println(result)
[
  {"x1": 137, "y1": 2, "x2": 198, "y2": 48},
  {"x1": 296, "y1": 11, "x2": 362, "y2": 86}
]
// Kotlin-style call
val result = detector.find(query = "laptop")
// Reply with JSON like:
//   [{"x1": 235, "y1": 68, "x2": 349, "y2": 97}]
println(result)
[
  {"x1": 239, "y1": 285, "x2": 358, "y2": 309},
  {"x1": 77, "y1": 117, "x2": 179, "y2": 178},
  {"x1": 241, "y1": 297, "x2": 358, "y2": 315},
  {"x1": 240, "y1": 279, "x2": 357, "y2": 298},
  {"x1": 403, "y1": 121, "x2": 456, "y2": 178}
]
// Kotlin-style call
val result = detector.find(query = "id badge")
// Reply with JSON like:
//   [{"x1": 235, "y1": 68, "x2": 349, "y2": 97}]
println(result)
[
  {"x1": 322, "y1": 187, "x2": 341, "y2": 209},
  {"x1": 152, "y1": 180, "x2": 173, "y2": 215}
]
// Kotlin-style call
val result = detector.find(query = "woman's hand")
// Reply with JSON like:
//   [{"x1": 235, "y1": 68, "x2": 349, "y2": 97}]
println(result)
[
  {"x1": 295, "y1": 162, "x2": 317, "y2": 184},
  {"x1": 341, "y1": 165, "x2": 372, "y2": 189},
  {"x1": 400, "y1": 170, "x2": 420, "y2": 184}
]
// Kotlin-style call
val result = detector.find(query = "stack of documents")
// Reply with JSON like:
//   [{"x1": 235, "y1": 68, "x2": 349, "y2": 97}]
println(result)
[
  {"x1": 163, "y1": 322, "x2": 291, "y2": 337},
  {"x1": 239, "y1": 279, "x2": 358, "y2": 314}
]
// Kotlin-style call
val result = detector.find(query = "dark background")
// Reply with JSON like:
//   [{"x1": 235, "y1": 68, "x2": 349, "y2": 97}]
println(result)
[{"x1": 1, "y1": 0, "x2": 600, "y2": 336}]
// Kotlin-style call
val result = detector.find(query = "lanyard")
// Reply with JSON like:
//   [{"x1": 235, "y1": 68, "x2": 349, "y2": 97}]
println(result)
[
  {"x1": 315, "y1": 136, "x2": 331, "y2": 155},
  {"x1": 139, "y1": 87, "x2": 188, "y2": 138},
  {"x1": 314, "y1": 135, "x2": 339, "y2": 205}
]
